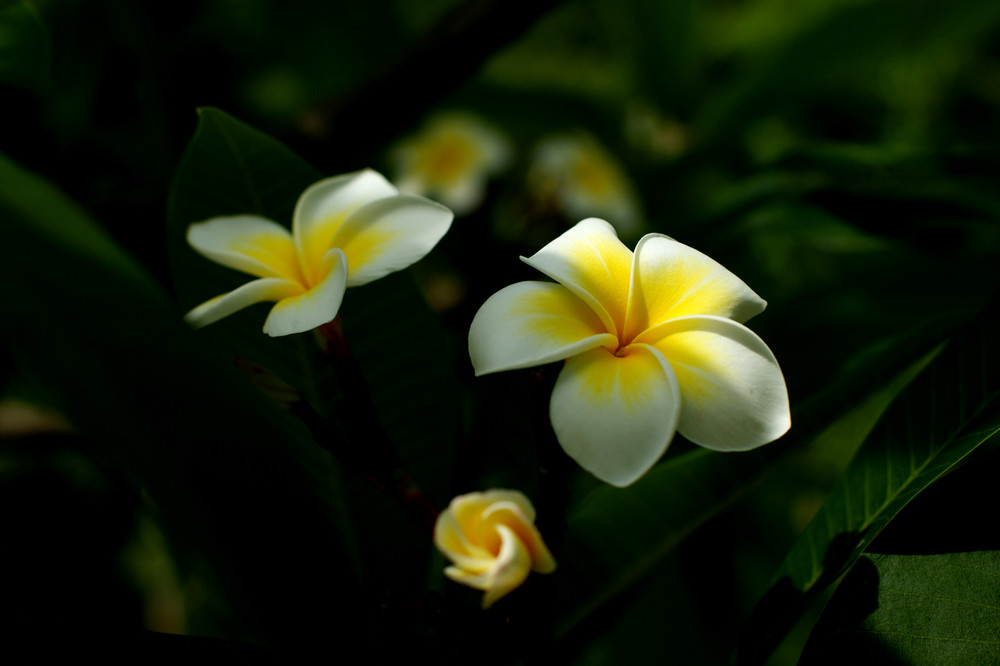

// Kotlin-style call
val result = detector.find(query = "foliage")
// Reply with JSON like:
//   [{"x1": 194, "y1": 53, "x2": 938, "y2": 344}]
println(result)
[{"x1": 2, "y1": 0, "x2": 1000, "y2": 662}]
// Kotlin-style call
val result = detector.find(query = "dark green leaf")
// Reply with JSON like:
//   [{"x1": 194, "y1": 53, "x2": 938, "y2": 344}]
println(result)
[
  {"x1": 737, "y1": 299, "x2": 1000, "y2": 664},
  {"x1": 556, "y1": 447, "x2": 774, "y2": 636},
  {"x1": 696, "y1": 0, "x2": 1000, "y2": 149},
  {"x1": 0, "y1": 151, "x2": 366, "y2": 647},
  {"x1": 801, "y1": 551, "x2": 1000, "y2": 665},
  {"x1": 0, "y1": 0, "x2": 51, "y2": 93}
]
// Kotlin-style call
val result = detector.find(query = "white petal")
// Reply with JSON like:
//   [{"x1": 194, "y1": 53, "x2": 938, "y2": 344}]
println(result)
[
  {"x1": 292, "y1": 170, "x2": 398, "y2": 283},
  {"x1": 549, "y1": 344, "x2": 681, "y2": 487},
  {"x1": 640, "y1": 315, "x2": 790, "y2": 451},
  {"x1": 187, "y1": 215, "x2": 302, "y2": 282},
  {"x1": 521, "y1": 218, "x2": 633, "y2": 337},
  {"x1": 262, "y1": 249, "x2": 349, "y2": 336},
  {"x1": 331, "y1": 194, "x2": 453, "y2": 286},
  {"x1": 624, "y1": 234, "x2": 765, "y2": 341},
  {"x1": 519, "y1": 219, "x2": 634, "y2": 337},
  {"x1": 469, "y1": 281, "x2": 616, "y2": 376},
  {"x1": 184, "y1": 277, "x2": 303, "y2": 329}
]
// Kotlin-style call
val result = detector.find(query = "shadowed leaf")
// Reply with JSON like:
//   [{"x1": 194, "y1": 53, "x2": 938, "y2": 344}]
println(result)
[
  {"x1": 0, "y1": 150, "x2": 365, "y2": 648},
  {"x1": 737, "y1": 298, "x2": 1000, "y2": 664}
]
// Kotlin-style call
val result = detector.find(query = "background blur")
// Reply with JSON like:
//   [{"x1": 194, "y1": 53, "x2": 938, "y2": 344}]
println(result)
[{"x1": 3, "y1": 0, "x2": 1000, "y2": 662}]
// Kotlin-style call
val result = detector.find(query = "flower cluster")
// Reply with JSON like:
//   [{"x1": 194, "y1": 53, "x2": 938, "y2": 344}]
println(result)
[{"x1": 185, "y1": 162, "x2": 789, "y2": 606}]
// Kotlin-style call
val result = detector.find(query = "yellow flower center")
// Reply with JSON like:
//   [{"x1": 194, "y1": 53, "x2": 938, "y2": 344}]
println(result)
[
  {"x1": 416, "y1": 133, "x2": 478, "y2": 186},
  {"x1": 571, "y1": 151, "x2": 621, "y2": 198}
]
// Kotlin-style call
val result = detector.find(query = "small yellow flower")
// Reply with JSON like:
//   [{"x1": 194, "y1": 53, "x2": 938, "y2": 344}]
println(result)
[
  {"x1": 391, "y1": 112, "x2": 511, "y2": 215},
  {"x1": 434, "y1": 490, "x2": 556, "y2": 609},
  {"x1": 469, "y1": 219, "x2": 790, "y2": 487},
  {"x1": 184, "y1": 169, "x2": 453, "y2": 336},
  {"x1": 530, "y1": 133, "x2": 642, "y2": 234}
]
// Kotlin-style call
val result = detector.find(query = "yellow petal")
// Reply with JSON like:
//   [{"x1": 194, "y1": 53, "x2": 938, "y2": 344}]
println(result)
[
  {"x1": 623, "y1": 234, "x2": 766, "y2": 342},
  {"x1": 331, "y1": 194, "x2": 453, "y2": 286},
  {"x1": 639, "y1": 315, "x2": 790, "y2": 450},
  {"x1": 468, "y1": 281, "x2": 616, "y2": 376},
  {"x1": 262, "y1": 249, "x2": 349, "y2": 336},
  {"x1": 187, "y1": 215, "x2": 303, "y2": 283},
  {"x1": 444, "y1": 524, "x2": 532, "y2": 609},
  {"x1": 184, "y1": 277, "x2": 303, "y2": 329},
  {"x1": 521, "y1": 218, "x2": 633, "y2": 338},
  {"x1": 549, "y1": 343, "x2": 681, "y2": 487},
  {"x1": 434, "y1": 507, "x2": 499, "y2": 573},
  {"x1": 481, "y1": 501, "x2": 556, "y2": 574},
  {"x1": 292, "y1": 170, "x2": 398, "y2": 285}
]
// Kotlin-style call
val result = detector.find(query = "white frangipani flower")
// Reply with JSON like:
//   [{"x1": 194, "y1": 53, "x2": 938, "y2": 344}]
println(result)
[
  {"x1": 392, "y1": 112, "x2": 511, "y2": 215},
  {"x1": 530, "y1": 134, "x2": 642, "y2": 235},
  {"x1": 469, "y1": 218, "x2": 790, "y2": 487},
  {"x1": 434, "y1": 489, "x2": 556, "y2": 609},
  {"x1": 185, "y1": 169, "x2": 453, "y2": 336}
]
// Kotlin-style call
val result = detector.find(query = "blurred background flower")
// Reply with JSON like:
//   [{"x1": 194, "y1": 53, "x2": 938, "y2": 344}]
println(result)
[
  {"x1": 390, "y1": 111, "x2": 512, "y2": 215},
  {"x1": 528, "y1": 132, "x2": 643, "y2": 235}
]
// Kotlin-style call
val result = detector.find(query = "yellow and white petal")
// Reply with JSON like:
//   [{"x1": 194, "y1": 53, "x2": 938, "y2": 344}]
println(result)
[
  {"x1": 444, "y1": 524, "x2": 532, "y2": 609},
  {"x1": 331, "y1": 194, "x2": 453, "y2": 286},
  {"x1": 450, "y1": 489, "x2": 538, "y2": 524},
  {"x1": 624, "y1": 234, "x2": 766, "y2": 342},
  {"x1": 184, "y1": 277, "x2": 303, "y2": 329},
  {"x1": 549, "y1": 344, "x2": 681, "y2": 487},
  {"x1": 469, "y1": 281, "x2": 617, "y2": 376},
  {"x1": 481, "y1": 501, "x2": 557, "y2": 574},
  {"x1": 434, "y1": 506, "x2": 498, "y2": 573},
  {"x1": 640, "y1": 315, "x2": 790, "y2": 451},
  {"x1": 261, "y1": 249, "x2": 349, "y2": 336},
  {"x1": 292, "y1": 170, "x2": 398, "y2": 284},
  {"x1": 627, "y1": 233, "x2": 766, "y2": 329},
  {"x1": 187, "y1": 215, "x2": 302, "y2": 282},
  {"x1": 521, "y1": 218, "x2": 633, "y2": 337}
]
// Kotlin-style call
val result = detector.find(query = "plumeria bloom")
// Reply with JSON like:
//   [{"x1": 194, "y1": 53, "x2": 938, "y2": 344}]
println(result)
[
  {"x1": 184, "y1": 169, "x2": 453, "y2": 336},
  {"x1": 391, "y1": 112, "x2": 512, "y2": 215},
  {"x1": 469, "y1": 218, "x2": 790, "y2": 487},
  {"x1": 434, "y1": 490, "x2": 556, "y2": 609},
  {"x1": 530, "y1": 133, "x2": 642, "y2": 235}
]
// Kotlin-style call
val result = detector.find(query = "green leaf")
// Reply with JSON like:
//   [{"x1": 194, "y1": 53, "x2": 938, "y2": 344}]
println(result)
[
  {"x1": 0, "y1": 0, "x2": 51, "y2": 93},
  {"x1": 340, "y1": 274, "x2": 461, "y2": 507},
  {"x1": 801, "y1": 551, "x2": 1000, "y2": 664},
  {"x1": 555, "y1": 447, "x2": 774, "y2": 636},
  {"x1": 737, "y1": 300, "x2": 1000, "y2": 664},
  {"x1": 0, "y1": 151, "x2": 366, "y2": 647},
  {"x1": 696, "y1": 0, "x2": 1000, "y2": 149}
]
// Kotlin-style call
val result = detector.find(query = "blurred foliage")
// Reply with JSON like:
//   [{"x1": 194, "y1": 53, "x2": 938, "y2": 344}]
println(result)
[{"x1": 2, "y1": 0, "x2": 1000, "y2": 662}]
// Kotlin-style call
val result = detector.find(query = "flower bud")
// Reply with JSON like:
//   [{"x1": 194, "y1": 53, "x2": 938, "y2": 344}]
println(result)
[{"x1": 434, "y1": 490, "x2": 556, "y2": 608}]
